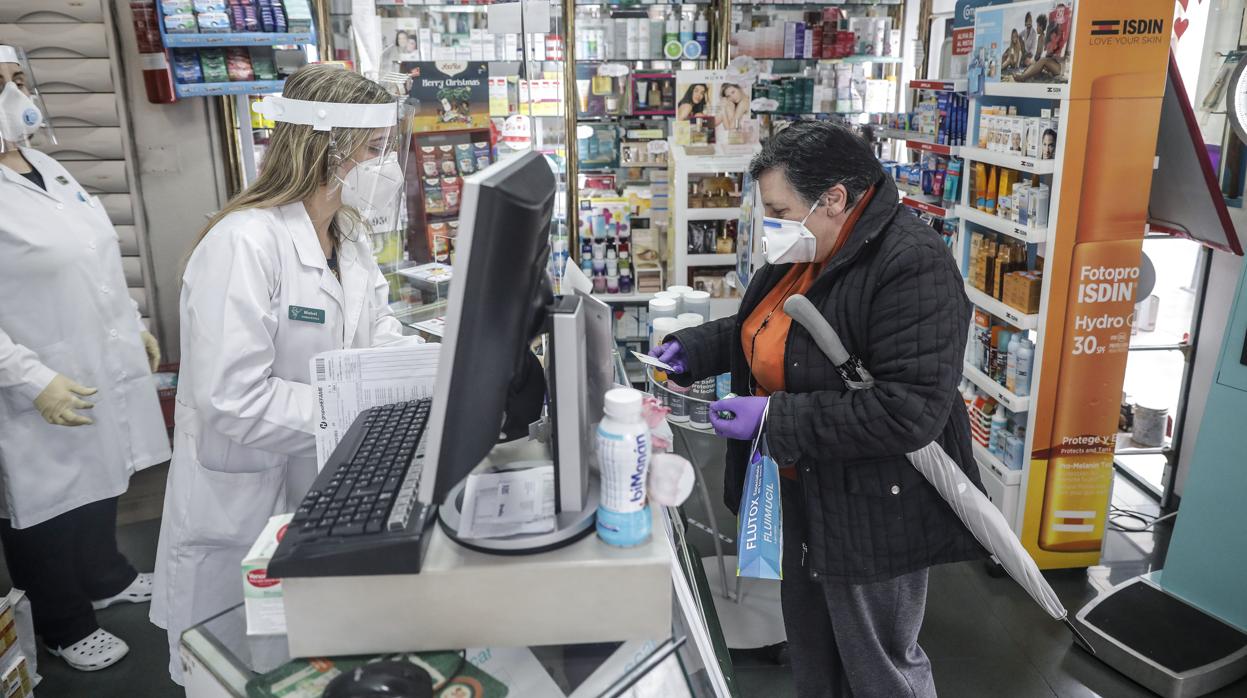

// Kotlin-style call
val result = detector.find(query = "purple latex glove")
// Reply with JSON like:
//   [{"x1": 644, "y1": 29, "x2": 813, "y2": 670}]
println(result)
[
  {"x1": 649, "y1": 340, "x2": 688, "y2": 375},
  {"x1": 709, "y1": 396, "x2": 769, "y2": 441}
]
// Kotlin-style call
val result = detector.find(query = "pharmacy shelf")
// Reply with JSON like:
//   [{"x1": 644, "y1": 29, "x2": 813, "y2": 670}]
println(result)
[
  {"x1": 592, "y1": 292, "x2": 656, "y2": 303},
  {"x1": 965, "y1": 284, "x2": 1039, "y2": 330},
  {"x1": 685, "y1": 253, "x2": 737, "y2": 266},
  {"x1": 749, "y1": 55, "x2": 903, "y2": 64},
  {"x1": 973, "y1": 442, "x2": 1023, "y2": 486},
  {"x1": 983, "y1": 81, "x2": 1068, "y2": 100},
  {"x1": 910, "y1": 78, "x2": 967, "y2": 92},
  {"x1": 876, "y1": 127, "x2": 923, "y2": 141},
  {"x1": 902, "y1": 196, "x2": 953, "y2": 219},
  {"x1": 162, "y1": 32, "x2": 315, "y2": 48},
  {"x1": 905, "y1": 137, "x2": 959, "y2": 157},
  {"x1": 686, "y1": 207, "x2": 741, "y2": 221},
  {"x1": 959, "y1": 146, "x2": 1056, "y2": 175},
  {"x1": 173, "y1": 80, "x2": 285, "y2": 98},
  {"x1": 964, "y1": 363, "x2": 1031, "y2": 413},
  {"x1": 958, "y1": 205, "x2": 1047, "y2": 244}
]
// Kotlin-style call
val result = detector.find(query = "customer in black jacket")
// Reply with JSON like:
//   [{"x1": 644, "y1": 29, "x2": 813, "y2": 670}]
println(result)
[{"x1": 654, "y1": 122, "x2": 985, "y2": 697}]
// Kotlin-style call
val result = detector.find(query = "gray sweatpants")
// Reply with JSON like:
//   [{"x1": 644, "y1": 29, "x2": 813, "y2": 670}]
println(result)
[{"x1": 780, "y1": 479, "x2": 936, "y2": 698}]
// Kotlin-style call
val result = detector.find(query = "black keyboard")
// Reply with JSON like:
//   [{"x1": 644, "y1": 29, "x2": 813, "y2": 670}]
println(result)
[{"x1": 268, "y1": 399, "x2": 437, "y2": 578}]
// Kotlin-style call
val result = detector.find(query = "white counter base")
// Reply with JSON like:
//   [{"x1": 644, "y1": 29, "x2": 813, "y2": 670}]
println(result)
[{"x1": 282, "y1": 507, "x2": 672, "y2": 658}]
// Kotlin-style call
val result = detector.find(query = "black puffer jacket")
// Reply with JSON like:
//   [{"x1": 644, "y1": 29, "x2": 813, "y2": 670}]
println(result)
[{"x1": 671, "y1": 177, "x2": 986, "y2": 584}]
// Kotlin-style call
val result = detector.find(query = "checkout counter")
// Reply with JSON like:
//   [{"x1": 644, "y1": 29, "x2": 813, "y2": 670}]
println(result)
[{"x1": 179, "y1": 504, "x2": 735, "y2": 698}]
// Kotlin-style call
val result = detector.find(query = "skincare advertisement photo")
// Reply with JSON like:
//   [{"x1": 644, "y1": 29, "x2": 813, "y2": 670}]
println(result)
[
  {"x1": 970, "y1": 0, "x2": 1073, "y2": 90},
  {"x1": 673, "y1": 69, "x2": 759, "y2": 152}
]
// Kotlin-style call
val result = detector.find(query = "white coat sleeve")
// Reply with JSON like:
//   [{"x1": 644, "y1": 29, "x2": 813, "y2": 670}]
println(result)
[
  {"x1": 370, "y1": 268, "x2": 424, "y2": 347},
  {"x1": 0, "y1": 324, "x2": 56, "y2": 403},
  {"x1": 184, "y1": 225, "x2": 318, "y2": 457}
]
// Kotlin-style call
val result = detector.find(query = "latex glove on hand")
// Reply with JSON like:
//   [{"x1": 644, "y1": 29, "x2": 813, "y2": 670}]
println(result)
[
  {"x1": 140, "y1": 331, "x2": 161, "y2": 373},
  {"x1": 648, "y1": 340, "x2": 688, "y2": 375},
  {"x1": 709, "y1": 396, "x2": 769, "y2": 441},
  {"x1": 33, "y1": 374, "x2": 98, "y2": 427}
]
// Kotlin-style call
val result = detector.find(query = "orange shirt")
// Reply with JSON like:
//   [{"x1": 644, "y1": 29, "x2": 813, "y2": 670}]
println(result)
[{"x1": 741, "y1": 187, "x2": 875, "y2": 476}]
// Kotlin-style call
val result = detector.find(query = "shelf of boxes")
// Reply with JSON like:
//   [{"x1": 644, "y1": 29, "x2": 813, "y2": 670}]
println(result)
[
  {"x1": 958, "y1": 205, "x2": 1047, "y2": 244},
  {"x1": 965, "y1": 284, "x2": 1040, "y2": 330},
  {"x1": 973, "y1": 442, "x2": 1023, "y2": 486},
  {"x1": 162, "y1": 31, "x2": 316, "y2": 48},
  {"x1": 901, "y1": 196, "x2": 953, "y2": 219},
  {"x1": 963, "y1": 362, "x2": 1031, "y2": 413},
  {"x1": 910, "y1": 78, "x2": 967, "y2": 92},
  {"x1": 959, "y1": 146, "x2": 1056, "y2": 175},
  {"x1": 173, "y1": 80, "x2": 286, "y2": 98}
]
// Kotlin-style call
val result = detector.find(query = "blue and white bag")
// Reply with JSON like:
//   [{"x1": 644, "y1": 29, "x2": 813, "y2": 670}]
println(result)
[{"x1": 737, "y1": 402, "x2": 783, "y2": 580}]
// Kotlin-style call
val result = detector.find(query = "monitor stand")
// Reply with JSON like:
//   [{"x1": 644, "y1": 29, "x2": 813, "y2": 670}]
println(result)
[{"x1": 436, "y1": 437, "x2": 600, "y2": 554}]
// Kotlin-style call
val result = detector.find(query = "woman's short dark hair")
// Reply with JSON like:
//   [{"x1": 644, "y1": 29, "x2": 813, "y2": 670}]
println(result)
[{"x1": 748, "y1": 121, "x2": 883, "y2": 207}]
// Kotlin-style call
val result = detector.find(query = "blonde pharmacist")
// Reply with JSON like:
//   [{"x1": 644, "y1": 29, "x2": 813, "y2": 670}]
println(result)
[{"x1": 151, "y1": 64, "x2": 422, "y2": 684}]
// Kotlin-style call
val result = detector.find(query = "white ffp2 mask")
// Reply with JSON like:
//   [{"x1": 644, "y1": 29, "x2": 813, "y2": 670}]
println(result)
[
  {"x1": 761, "y1": 198, "x2": 821, "y2": 264},
  {"x1": 340, "y1": 153, "x2": 404, "y2": 221},
  {"x1": 0, "y1": 82, "x2": 42, "y2": 143}
]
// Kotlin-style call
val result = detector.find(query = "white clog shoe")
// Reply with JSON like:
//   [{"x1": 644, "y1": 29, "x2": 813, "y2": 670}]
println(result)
[
  {"x1": 48, "y1": 629, "x2": 129, "y2": 672},
  {"x1": 91, "y1": 572, "x2": 153, "y2": 610}
]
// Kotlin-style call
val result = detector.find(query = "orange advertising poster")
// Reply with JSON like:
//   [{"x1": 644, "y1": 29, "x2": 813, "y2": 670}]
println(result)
[{"x1": 1015, "y1": 0, "x2": 1172, "y2": 568}]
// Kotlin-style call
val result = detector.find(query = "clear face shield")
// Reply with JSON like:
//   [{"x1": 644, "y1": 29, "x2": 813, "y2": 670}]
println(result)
[
  {"x1": 0, "y1": 45, "x2": 55, "y2": 153},
  {"x1": 252, "y1": 92, "x2": 414, "y2": 233}
]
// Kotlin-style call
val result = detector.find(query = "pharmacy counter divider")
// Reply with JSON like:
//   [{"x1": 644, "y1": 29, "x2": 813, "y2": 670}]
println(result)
[{"x1": 181, "y1": 505, "x2": 735, "y2": 698}]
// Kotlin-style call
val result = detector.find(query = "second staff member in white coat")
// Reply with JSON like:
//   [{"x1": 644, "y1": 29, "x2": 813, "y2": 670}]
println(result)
[{"x1": 151, "y1": 65, "x2": 420, "y2": 683}]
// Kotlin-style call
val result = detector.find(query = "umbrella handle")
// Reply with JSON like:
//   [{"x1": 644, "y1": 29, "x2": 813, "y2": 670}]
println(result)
[{"x1": 783, "y1": 295, "x2": 875, "y2": 389}]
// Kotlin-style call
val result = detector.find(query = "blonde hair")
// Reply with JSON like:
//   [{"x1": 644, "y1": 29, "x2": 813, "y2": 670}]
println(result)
[{"x1": 190, "y1": 64, "x2": 394, "y2": 253}]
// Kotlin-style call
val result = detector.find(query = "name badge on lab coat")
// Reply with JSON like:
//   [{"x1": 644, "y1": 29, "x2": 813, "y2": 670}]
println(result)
[{"x1": 288, "y1": 305, "x2": 326, "y2": 324}]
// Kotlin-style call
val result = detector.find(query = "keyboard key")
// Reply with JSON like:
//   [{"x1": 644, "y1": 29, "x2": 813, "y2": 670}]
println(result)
[
  {"x1": 331, "y1": 521, "x2": 365, "y2": 536},
  {"x1": 365, "y1": 519, "x2": 383, "y2": 534}
]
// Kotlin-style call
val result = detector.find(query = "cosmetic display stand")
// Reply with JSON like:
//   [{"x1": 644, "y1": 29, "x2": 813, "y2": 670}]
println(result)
[
  {"x1": 669, "y1": 144, "x2": 756, "y2": 318},
  {"x1": 945, "y1": 0, "x2": 1172, "y2": 571}
]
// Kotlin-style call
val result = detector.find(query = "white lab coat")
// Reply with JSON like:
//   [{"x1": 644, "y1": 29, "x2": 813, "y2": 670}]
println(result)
[
  {"x1": 0, "y1": 148, "x2": 170, "y2": 529},
  {"x1": 150, "y1": 201, "x2": 418, "y2": 682}
]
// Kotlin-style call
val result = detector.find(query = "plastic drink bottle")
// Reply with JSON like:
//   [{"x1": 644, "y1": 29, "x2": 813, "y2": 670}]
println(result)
[{"x1": 596, "y1": 388, "x2": 653, "y2": 547}]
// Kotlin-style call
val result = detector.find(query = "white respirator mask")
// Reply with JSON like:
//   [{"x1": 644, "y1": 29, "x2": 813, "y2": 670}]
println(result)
[
  {"x1": 761, "y1": 197, "x2": 822, "y2": 265},
  {"x1": 0, "y1": 81, "x2": 43, "y2": 142},
  {"x1": 340, "y1": 152, "x2": 404, "y2": 219}
]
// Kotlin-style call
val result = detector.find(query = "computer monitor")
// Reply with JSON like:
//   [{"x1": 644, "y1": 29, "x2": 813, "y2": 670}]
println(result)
[{"x1": 417, "y1": 150, "x2": 557, "y2": 507}]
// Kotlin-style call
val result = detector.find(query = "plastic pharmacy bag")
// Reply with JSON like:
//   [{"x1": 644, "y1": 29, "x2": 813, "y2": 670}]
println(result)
[{"x1": 737, "y1": 423, "x2": 783, "y2": 580}]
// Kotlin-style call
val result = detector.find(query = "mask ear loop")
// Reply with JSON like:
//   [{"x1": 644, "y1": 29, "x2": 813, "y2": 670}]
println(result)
[{"x1": 324, "y1": 130, "x2": 364, "y2": 245}]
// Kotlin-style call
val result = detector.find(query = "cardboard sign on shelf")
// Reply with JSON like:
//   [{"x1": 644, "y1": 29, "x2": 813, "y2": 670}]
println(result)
[
  {"x1": 404, "y1": 61, "x2": 490, "y2": 132},
  {"x1": 968, "y1": 0, "x2": 1071, "y2": 96},
  {"x1": 672, "y1": 70, "x2": 759, "y2": 154}
]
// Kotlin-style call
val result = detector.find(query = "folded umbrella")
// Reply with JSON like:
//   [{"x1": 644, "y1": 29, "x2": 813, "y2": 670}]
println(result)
[{"x1": 782, "y1": 294, "x2": 1093, "y2": 654}]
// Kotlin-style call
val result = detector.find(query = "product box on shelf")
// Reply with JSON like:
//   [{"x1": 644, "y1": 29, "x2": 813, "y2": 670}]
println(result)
[
  {"x1": 631, "y1": 73, "x2": 676, "y2": 115},
  {"x1": 1003, "y1": 271, "x2": 1042, "y2": 314}
]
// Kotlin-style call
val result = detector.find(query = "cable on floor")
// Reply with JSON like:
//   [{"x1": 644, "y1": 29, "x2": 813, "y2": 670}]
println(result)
[{"x1": 1108, "y1": 505, "x2": 1178, "y2": 532}]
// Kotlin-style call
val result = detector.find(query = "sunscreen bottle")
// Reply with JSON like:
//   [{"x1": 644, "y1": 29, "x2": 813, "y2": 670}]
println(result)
[
  {"x1": 974, "y1": 162, "x2": 988, "y2": 210},
  {"x1": 985, "y1": 166, "x2": 998, "y2": 215},
  {"x1": 596, "y1": 388, "x2": 653, "y2": 547}
]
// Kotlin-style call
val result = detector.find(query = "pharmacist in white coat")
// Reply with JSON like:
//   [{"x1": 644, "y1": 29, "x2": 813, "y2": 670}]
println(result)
[
  {"x1": 150, "y1": 65, "x2": 421, "y2": 684},
  {"x1": 0, "y1": 45, "x2": 171, "y2": 672}
]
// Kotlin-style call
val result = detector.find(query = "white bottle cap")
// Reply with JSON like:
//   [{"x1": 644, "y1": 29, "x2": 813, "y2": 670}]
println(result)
[
  {"x1": 648, "y1": 296, "x2": 678, "y2": 317},
  {"x1": 666, "y1": 285, "x2": 694, "y2": 296},
  {"x1": 677, "y1": 312, "x2": 703, "y2": 329},
  {"x1": 654, "y1": 290, "x2": 679, "y2": 301},
  {"x1": 604, "y1": 387, "x2": 644, "y2": 421},
  {"x1": 651, "y1": 315, "x2": 681, "y2": 348}
]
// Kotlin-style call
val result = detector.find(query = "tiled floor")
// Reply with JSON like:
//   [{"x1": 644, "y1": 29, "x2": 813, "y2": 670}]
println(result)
[{"x1": 5, "y1": 436, "x2": 1246, "y2": 697}]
